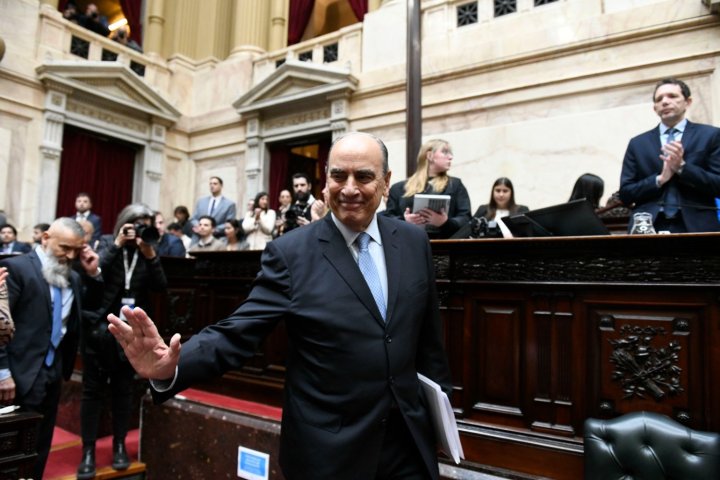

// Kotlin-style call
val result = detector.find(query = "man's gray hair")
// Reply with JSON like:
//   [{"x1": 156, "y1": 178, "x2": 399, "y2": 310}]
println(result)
[
  {"x1": 113, "y1": 203, "x2": 155, "y2": 236},
  {"x1": 52, "y1": 216, "x2": 84, "y2": 239},
  {"x1": 329, "y1": 132, "x2": 389, "y2": 175}
]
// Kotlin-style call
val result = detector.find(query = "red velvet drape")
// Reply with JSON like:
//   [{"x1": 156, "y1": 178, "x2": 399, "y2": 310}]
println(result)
[
  {"x1": 269, "y1": 145, "x2": 290, "y2": 211},
  {"x1": 56, "y1": 127, "x2": 136, "y2": 234},
  {"x1": 288, "y1": 0, "x2": 315, "y2": 45},
  {"x1": 119, "y1": 0, "x2": 143, "y2": 45},
  {"x1": 347, "y1": 0, "x2": 368, "y2": 22}
]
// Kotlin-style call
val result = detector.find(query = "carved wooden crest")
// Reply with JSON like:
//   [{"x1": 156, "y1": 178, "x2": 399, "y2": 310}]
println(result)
[{"x1": 609, "y1": 324, "x2": 683, "y2": 400}]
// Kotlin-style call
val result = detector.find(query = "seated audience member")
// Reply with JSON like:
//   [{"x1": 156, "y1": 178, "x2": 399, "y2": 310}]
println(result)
[
  {"x1": 109, "y1": 25, "x2": 142, "y2": 52},
  {"x1": 173, "y1": 205, "x2": 194, "y2": 238},
  {"x1": 154, "y1": 212, "x2": 186, "y2": 257},
  {"x1": 222, "y1": 220, "x2": 249, "y2": 251},
  {"x1": 32, "y1": 223, "x2": 50, "y2": 246},
  {"x1": 569, "y1": 173, "x2": 605, "y2": 210},
  {"x1": 385, "y1": 139, "x2": 471, "y2": 238},
  {"x1": 274, "y1": 189, "x2": 292, "y2": 237},
  {"x1": 167, "y1": 222, "x2": 192, "y2": 252},
  {"x1": 474, "y1": 177, "x2": 529, "y2": 220},
  {"x1": 188, "y1": 216, "x2": 224, "y2": 253},
  {"x1": 79, "y1": 3, "x2": 110, "y2": 37},
  {"x1": 242, "y1": 192, "x2": 276, "y2": 251},
  {"x1": 73, "y1": 192, "x2": 102, "y2": 244},
  {"x1": 0, "y1": 224, "x2": 31, "y2": 254}
]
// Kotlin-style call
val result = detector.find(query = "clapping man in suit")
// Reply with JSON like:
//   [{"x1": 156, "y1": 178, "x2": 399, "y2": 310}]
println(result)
[
  {"x1": 108, "y1": 132, "x2": 452, "y2": 479},
  {"x1": 190, "y1": 176, "x2": 237, "y2": 238},
  {"x1": 74, "y1": 192, "x2": 103, "y2": 243},
  {"x1": 620, "y1": 78, "x2": 720, "y2": 232},
  {"x1": 0, "y1": 218, "x2": 102, "y2": 480}
]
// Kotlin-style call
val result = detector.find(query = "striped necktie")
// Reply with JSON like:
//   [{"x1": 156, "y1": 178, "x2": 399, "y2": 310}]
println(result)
[{"x1": 663, "y1": 128, "x2": 680, "y2": 218}]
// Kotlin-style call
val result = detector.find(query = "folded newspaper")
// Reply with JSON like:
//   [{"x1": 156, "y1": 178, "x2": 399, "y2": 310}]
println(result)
[
  {"x1": 412, "y1": 194, "x2": 451, "y2": 213},
  {"x1": 417, "y1": 373, "x2": 465, "y2": 464}
]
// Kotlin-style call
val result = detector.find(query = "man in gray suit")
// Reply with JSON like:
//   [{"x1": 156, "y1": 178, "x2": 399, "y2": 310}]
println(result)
[
  {"x1": 108, "y1": 132, "x2": 452, "y2": 479},
  {"x1": 190, "y1": 176, "x2": 237, "y2": 237}
]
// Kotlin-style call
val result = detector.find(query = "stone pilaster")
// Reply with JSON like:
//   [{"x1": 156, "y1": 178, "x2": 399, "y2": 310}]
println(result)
[
  {"x1": 145, "y1": 0, "x2": 165, "y2": 56},
  {"x1": 135, "y1": 124, "x2": 167, "y2": 209},
  {"x1": 243, "y1": 116, "x2": 263, "y2": 201},
  {"x1": 231, "y1": 0, "x2": 270, "y2": 55},
  {"x1": 38, "y1": 90, "x2": 67, "y2": 220},
  {"x1": 269, "y1": 0, "x2": 288, "y2": 51}
]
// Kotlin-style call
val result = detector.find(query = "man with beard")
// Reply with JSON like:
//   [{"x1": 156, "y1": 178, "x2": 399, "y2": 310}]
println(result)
[{"x1": 0, "y1": 217, "x2": 102, "y2": 480}]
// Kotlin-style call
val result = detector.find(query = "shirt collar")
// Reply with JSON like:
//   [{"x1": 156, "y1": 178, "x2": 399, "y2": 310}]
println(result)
[
  {"x1": 660, "y1": 118, "x2": 688, "y2": 135},
  {"x1": 330, "y1": 213, "x2": 382, "y2": 248},
  {"x1": 36, "y1": 244, "x2": 50, "y2": 268}
]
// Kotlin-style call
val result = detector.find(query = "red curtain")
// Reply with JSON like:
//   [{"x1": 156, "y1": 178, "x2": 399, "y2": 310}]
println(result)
[
  {"x1": 119, "y1": 0, "x2": 143, "y2": 45},
  {"x1": 348, "y1": 0, "x2": 368, "y2": 22},
  {"x1": 288, "y1": 0, "x2": 315, "y2": 45},
  {"x1": 269, "y1": 145, "x2": 290, "y2": 211},
  {"x1": 57, "y1": 127, "x2": 136, "y2": 234}
]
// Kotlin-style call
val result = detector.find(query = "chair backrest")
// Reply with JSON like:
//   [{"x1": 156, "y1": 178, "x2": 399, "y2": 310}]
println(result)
[{"x1": 583, "y1": 411, "x2": 720, "y2": 480}]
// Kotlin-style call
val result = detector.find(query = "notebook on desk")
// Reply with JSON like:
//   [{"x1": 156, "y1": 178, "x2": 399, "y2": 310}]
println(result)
[{"x1": 503, "y1": 199, "x2": 610, "y2": 237}]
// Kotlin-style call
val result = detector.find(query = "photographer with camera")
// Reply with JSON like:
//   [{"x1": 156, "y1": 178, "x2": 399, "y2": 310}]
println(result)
[
  {"x1": 77, "y1": 204, "x2": 167, "y2": 479},
  {"x1": 281, "y1": 173, "x2": 316, "y2": 235},
  {"x1": 79, "y1": 3, "x2": 110, "y2": 37}
]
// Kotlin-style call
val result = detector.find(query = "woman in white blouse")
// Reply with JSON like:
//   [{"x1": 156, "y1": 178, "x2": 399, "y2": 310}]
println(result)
[{"x1": 242, "y1": 191, "x2": 276, "y2": 250}]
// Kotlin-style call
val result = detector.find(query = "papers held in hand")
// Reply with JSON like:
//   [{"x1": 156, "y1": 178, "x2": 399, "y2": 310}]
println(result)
[
  {"x1": 418, "y1": 373, "x2": 465, "y2": 464},
  {"x1": 412, "y1": 194, "x2": 451, "y2": 213}
]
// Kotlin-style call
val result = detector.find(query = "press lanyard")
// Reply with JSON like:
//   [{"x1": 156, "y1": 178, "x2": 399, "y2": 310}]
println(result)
[{"x1": 123, "y1": 249, "x2": 139, "y2": 291}]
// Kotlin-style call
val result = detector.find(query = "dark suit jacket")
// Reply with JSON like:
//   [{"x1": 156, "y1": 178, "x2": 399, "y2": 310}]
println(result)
[
  {"x1": 154, "y1": 214, "x2": 451, "y2": 479},
  {"x1": 473, "y1": 204, "x2": 530, "y2": 220},
  {"x1": 619, "y1": 120, "x2": 720, "y2": 232},
  {"x1": 156, "y1": 233, "x2": 186, "y2": 257},
  {"x1": 2, "y1": 242, "x2": 31, "y2": 254},
  {"x1": 384, "y1": 176, "x2": 472, "y2": 238},
  {"x1": 0, "y1": 251, "x2": 102, "y2": 397}
]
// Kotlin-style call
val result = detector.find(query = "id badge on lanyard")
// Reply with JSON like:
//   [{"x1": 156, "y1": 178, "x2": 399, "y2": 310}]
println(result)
[{"x1": 120, "y1": 249, "x2": 138, "y2": 321}]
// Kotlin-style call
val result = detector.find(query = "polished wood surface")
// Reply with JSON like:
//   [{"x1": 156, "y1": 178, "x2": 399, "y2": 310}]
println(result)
[{"x1": 150, "y1": 233, "x2": 720, "y2": 479}]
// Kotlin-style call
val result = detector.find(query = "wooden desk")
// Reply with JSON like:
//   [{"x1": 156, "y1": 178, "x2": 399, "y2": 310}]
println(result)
[
  {"x1": 0, "y1": 410, "x2": 41, "y2": 480},
  {"x1": 151, "y1": 233, "x2": 720, "y2": 479}
]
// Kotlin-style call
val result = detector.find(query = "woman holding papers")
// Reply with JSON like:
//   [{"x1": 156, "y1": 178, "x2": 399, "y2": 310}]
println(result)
[
  {"x1": 474, "y1": 177, "x2": 529, "y2": 221},
  {"x1": 385, "y1": 139, "x2": 471, "y2": 238}
]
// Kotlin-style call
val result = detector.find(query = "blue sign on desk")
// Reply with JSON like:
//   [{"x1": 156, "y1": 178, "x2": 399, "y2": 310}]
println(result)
[{"x1": 237, "y1": 446, "x2": 269, "y2": 480}]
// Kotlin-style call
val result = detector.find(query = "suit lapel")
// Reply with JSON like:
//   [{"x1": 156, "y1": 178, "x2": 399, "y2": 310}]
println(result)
[
  {"x1": 319, "y1": 216, "x2": 385, "y2": 327},
  {"x1": 378, "y1": 216, "x2": 399, "y2": 325},
  {"x1": 681, "y1": 120, "x2": 696, "y2": 153},
  {"x1": 28, "y1": 251, "x2": 53, "y2": 320}
]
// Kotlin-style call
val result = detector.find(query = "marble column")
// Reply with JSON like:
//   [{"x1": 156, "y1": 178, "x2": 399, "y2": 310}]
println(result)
[
  {"x1": 38, "y1": 90, "x2": 67, "y2": 221},
  {"x1": 144, "y1": 0, "x2": 165, "y2": 56},
  {"x1": 230, "y1": 0, "x2": 270, "y2": 55},
  {"x1": 269, "y1": 0, "x2": 287, "y2": 52}
]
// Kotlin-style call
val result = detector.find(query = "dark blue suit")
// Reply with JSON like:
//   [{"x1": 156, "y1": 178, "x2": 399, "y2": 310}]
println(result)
[
  {"x1": 620, "y1": 120, "x2": 720, "y2": 232},
  {"x1": 153, "y1": 214, "x2": 451, "y2": 479},
  {"x1": 156, "y1": 233, "x2": 186, "y2": 257},
  {"x1": 1, "y1": 241, "x2": 31, "y2": 254}
]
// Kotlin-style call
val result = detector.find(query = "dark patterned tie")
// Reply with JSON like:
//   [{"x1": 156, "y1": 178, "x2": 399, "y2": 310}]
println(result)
[
  {"x1": 356, "y1": 233, "x2": 386, "y2": 321},
  {"x1": 664, "y1": 128, "x2": 680, "y2": 218}
]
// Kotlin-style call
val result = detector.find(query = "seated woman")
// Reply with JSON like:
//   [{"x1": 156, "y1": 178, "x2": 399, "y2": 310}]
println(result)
[
  {"x1": 222, "y1": 219, "x2": 249, "y2": 251},
  {"x1": 384, "y1": 139, "x2": 471, "y2": 238},
  {"x1": 569, "y1": 173, "x2": 604, "y2": 210},
  {"x1": 474, "y1": 177, "x2": 529, "y2": 221}
]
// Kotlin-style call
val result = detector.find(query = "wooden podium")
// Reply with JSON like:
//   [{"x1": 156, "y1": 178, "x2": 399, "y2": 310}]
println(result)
[
  {"x1": 0, "y1": 410, "x2": 41, "y2": 480},
  {"x1": 148, "y1": 233, "x2": 720, "y2": 479}
]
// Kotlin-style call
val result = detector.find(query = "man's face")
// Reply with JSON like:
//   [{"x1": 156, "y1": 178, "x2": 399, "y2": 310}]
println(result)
[
  {"x1": 75, "y1": 195, "x2": 91, "y2": 213},
  {"x1": 197, "y1": 218, "x2": 214, "y2": 238},
  {"x1": 0, "y1": 227, "x2": 14, "y2": 244},
  {"x1": 293, "y1": 177, "x2": 310, "y2": 195},
  {"x1": 209, "y1": 178, "x2": 222, "y2": 195},
  {"x1": 653, "y1": 83, "x2": 691, "y2": 127},
  {"x1": 155, "y1": 214, "x2": 166, "y2": 235},
  {"x1": 326, "y1": 135, "x2": 390, "y2": 232},
  {"x1": 32, "y1": 228, "x2": 44, "y2": 243},
  {"x1": 43, "y1": 226, "x2": 84, "y2": 264}
]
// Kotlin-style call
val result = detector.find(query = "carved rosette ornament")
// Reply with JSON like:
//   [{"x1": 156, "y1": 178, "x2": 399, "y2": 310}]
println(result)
[{"x1": 609, "y1": 324, "x2": 683, "y2": 400}]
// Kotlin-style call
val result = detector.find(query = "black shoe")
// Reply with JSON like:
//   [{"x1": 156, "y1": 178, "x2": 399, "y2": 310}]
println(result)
[
  {"x1": 112, "y1": 440, "x2": 131, "y2": 470},
  {"x1": 77, "y1": 445, "x2": 96, "y2": 479}
]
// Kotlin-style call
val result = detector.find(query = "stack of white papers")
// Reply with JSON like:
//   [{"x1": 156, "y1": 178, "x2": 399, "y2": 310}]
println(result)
[{"x1": 417, "y1": 373, "x2": 465, "y2": 464}]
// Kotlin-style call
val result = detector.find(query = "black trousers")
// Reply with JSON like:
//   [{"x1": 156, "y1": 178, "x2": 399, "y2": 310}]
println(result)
[
  {"x1": 375, "y1": 409, "x2": 433, "y2": 480},
  {"x1": 80, "y1": 350, "x2": 135, "y2": 445},
  {"x1": 17, "y1": 357, "x2": 63, "y2": 480}
]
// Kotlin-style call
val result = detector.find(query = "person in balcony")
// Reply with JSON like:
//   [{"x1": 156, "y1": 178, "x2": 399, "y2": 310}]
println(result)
[
  {"x1": 109, "y1": 25, "x2": 142, "y2": 53},
  {"x1": 79, "y1": 3, "x2": 110, "y2": 37}
]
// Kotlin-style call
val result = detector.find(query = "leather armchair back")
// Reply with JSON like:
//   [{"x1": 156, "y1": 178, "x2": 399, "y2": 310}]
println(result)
[{"x1": 584, "y1": 411, "x2": 720, "y2": 480}]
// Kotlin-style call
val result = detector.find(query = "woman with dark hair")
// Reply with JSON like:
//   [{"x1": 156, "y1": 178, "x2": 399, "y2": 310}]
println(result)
[
  {"x1": 474, "y1": 177, "x2": 529, "y2": 220},
  {"x1": 241, "y1": 191, "x2": 276, "y2": 250},
  {"x1": 223, "y1": 219, "x2": 249, "y2": 251},
  {"x1": 569, "y1": 173, "x2": 605, "y2": 209},
  {"x1": 384, "y1": 139, "x2": 471, "y2": 238},
  {"x1": 173, "y1": 205, "x2": 194, "y2": 237},
  {"x1": 78, "y1": 203, "x2": 167, "y2": 478}
]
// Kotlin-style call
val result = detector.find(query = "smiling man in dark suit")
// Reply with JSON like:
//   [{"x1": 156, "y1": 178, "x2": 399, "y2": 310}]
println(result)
[
  {"x1": 620, "y1": 77, "x2": 720, "y2": 233},
  {"x1": 0, "y1": 217, "x2": 102, "y2": 480},
  {"x1": 108, "y1": 132, "x2": 452, "y2": 479}
]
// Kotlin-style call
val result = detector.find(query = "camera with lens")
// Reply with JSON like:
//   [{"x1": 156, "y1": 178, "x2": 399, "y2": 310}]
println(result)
[
  {"x1": 284, "y1": 192, "x2": 310, "y2": 233},
  {"x1": 123, "y1": 223, "x2": 160, "y2": 245},
  {"x1": 468, "y1": 217, "x2": 502, "y2": 238}
]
